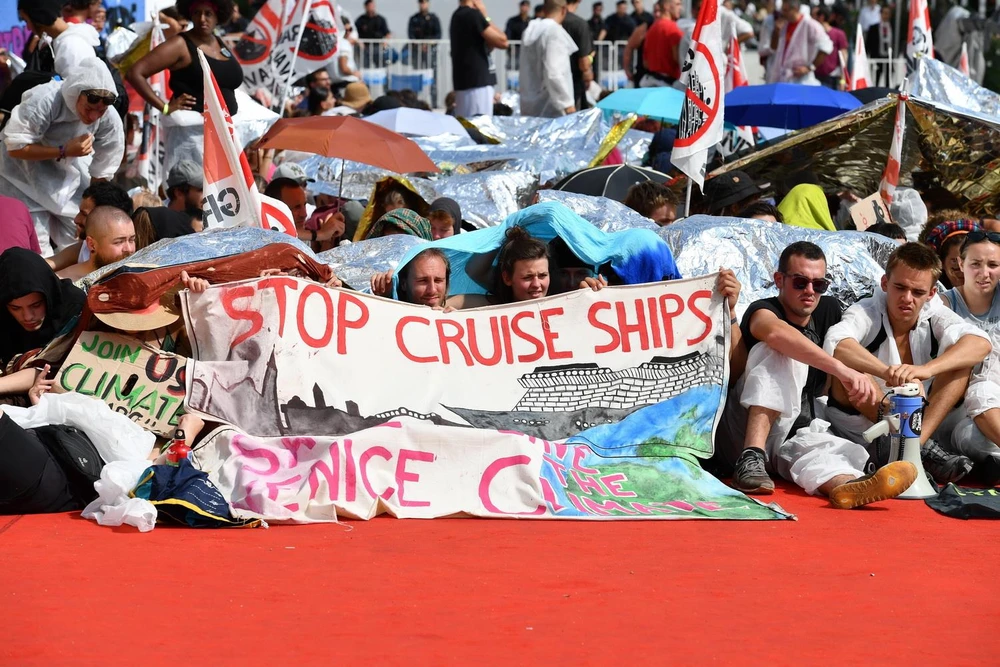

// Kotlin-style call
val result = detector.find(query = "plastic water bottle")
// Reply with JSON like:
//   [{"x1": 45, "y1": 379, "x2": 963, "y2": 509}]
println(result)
[{"x1": 164, "y1": 428, "x2": 191, "y2": 466}]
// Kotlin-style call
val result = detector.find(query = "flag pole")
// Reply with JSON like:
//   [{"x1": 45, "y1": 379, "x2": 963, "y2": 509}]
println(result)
[
  {"x1": 684, "y1": 179, "x2": 693, "y2": 217},
  {"x1": 278, "y1": 0, "x2": 311, "y2": 113}
]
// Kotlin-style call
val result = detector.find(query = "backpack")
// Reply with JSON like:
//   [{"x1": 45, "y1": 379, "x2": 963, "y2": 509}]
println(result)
[{"x1": 33, "y1": 424, "x2": 103, "y2": 504}]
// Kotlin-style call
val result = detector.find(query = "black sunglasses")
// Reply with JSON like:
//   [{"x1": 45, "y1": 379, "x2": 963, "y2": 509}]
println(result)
[
  {"x1": 966, "y1": 230, "x2": 1000, "y2": 245},
  {"x1": 85, "y1": 92, "x2": 117, "y2": 106},
  {"x1": 784, "y1": 273, "x2": 831, "y2": 294}
]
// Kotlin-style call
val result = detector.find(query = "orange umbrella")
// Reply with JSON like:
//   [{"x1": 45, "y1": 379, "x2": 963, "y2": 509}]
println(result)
[{"x1": 256, "y1": 115, "x2": 440, "y2": 174}]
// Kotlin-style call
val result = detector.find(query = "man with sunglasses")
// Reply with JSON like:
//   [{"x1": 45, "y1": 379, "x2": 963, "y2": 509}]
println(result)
[
  {"x1": 824, "y1": 243, "x2": 993, "y2": 484},
  {"x1": 713, "y1": 242, "x2": 915, "y2": 509}
]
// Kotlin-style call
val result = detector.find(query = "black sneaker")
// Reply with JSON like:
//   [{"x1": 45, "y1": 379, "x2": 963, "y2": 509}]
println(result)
[
  {"x1": 732, "y1": 447, "x2": 774, "y2": 495},
  {"x1": 921, "y1": 440, "x2": 974, "y2": 484}
]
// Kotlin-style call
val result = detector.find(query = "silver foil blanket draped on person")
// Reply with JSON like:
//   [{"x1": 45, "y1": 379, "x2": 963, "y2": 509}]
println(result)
[
  {"x1": 537, "y1": 190, "x2": 660, "y2": 233},
  {"x1": 659, "y1": 216, "x2": 900, "y2": 314}
]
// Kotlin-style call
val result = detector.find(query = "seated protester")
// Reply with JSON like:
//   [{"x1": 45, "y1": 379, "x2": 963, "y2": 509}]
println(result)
[
  {"x1": 57, "y1": 205, "x2": 136, "y2": 280},
  {"x1": 495, "y1": 226, "x2": 551, "y2": 302},
  {"x1": 354, "y1": 178, "x2": 432, "y2": 241},
  {"x1": 136, "y1": 206, "x2": 197, "y2": 242},
  {"x1": 364, "y1": 208, "x2": 434, "y2": 241},
  {"x1": 307, "y1": 86, "x2": 335, "y2": 116},
  {"x1": 867, "y1": 222, "x2": 907, "y2": 242},
  {"x1": 264, "y1": 176, "x2": 345, "y2": 251},
  {"x1": 0, "y1": 194, "x2": 42, "y2": 255},
  {"x1": 165, "y1": 159, "x2": 205, "y2": 232},
  {"x1": 428, "y1": 198, "x2": 463, "y2": 240},
  {"x1": 713, "y1": 241, "x2": 898, "y2": 506},
  {"x1": 702, "y1": 170, "x2": 765, "y2": 217},
  {"x1": 47, "y1": 180, "x2": 133, "y2": 272},
  {"x1": 0, "y1": 247, "x2": 85, "y2": 401},
  {"x1": 939, "y1": 230, "x2": 1000, "y2": 479},
  {"x1": 371, "y1": 248, "x2": 451, "y2": 308},
  {"x1": 922, "y1": 219, "x2": 979, "y2": 290},
  {"x1": 777, "y1": 183, "x2": 837, "y2": 231},
  {"x1": 824, "y1": 242, "x2": 992, "y2": 484},
  {"x1": 736, "y1": 200, "x2": 783, "y2": 223},
  {"x1": 623, "y1": 181, "x2": 677, "y2": 226},
  {"x1": 548, "y1": 236, "x2": 603, "y2": 294}
]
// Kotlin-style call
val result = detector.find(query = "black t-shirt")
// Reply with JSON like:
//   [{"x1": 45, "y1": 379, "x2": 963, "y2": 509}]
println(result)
[
  {"x1": 604, "y1": 14, "x2": 635, "y2": 42},
  {"x1": 562, "y1": 12, "x2": 592, "y2": 106},
  {"x1": 356, "y1": 13, "x2": 390, "y2": 39},
  {"x1": 632, "y1": 10, "x2": 654, "y2": 28},
  {"x1": 505, "y1": 15, "x2": 530, "y2": 41},
  {"x1": 739, "y1": 295, "x2": 843, "y2": 400},
  {"x1": 450, "y1": 6, "x2": 496, "y2": 90},
  {"x1": 588, "y1": 16, "x2": 606, "y2": 40}
]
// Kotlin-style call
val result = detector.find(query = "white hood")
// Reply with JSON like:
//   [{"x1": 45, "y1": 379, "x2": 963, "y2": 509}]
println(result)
[{"x1": 59, "y1": 23, "x2": 102, "y2": 49}]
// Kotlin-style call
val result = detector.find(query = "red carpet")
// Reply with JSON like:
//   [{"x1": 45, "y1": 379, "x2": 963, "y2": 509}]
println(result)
[{"x1": 1, "y1": 483, "x2": 997, "y2": 665}]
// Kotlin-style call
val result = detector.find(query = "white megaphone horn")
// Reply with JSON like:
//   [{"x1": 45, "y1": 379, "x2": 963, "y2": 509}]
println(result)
[{"x1": 862, "y1": 382, "x2": 937, "y2": 499}]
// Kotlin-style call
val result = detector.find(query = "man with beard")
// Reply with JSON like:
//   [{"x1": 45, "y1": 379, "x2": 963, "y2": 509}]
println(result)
[
  {"x1": 370, "y1": 248, "x2": 451, "y2": 308},
  {"x1": 46, "y1": 180, "x2": 132, "y2": 272},
  {"x1": 58, "y1": 206, "x2": 136, "y2": 280},
  {"x1": 712, "y1": 241, "x2": 891, "y2": 506},
  {"x1": 166, "y1": 160, "x2": 204, "y2": 231}
]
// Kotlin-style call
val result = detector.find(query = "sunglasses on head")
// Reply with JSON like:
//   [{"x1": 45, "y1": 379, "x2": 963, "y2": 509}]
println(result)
[
  {"x1": 966, "y1": 230, "x2": 1000, "y2": 245},
  {"x1": 85, "y1": 92, "x2": 117, "y2": 107},
  {"x1": 784, "y1": 273, "x2": 831, "y2": 293}
]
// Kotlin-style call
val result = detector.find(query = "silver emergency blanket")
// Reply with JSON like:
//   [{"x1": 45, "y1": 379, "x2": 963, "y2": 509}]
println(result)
[
  {"x1": 617, "y1": 129, "x2": 654, "y2": 165},
  {"x1": 77, "y1": 226, "x2": 315, "y2": 291},
  {"x1": 316, "y1": 235, "x2": 426, "y2": 293},
  {"x1": 909, "y1": 54, "x2": 1000, "y2": 118},
  {"x1": 659, "y1": 216, "x2": 899, "y2": 315},
  {"x1": 537, "y1": 190, "x2": 659, "y2": 232},
  {"x1": 300, "y1": 154, "x2": 438, "y2": 201},
  {"x1": 432, "y1": 170, "x2": 538, "y2": 229}
]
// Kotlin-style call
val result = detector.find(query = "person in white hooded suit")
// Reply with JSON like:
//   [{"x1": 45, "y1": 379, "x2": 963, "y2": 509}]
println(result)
[
  {"x1": 0, "y1": 58, "x2": 124, "y2": 254},
  {"x1": 519, "y1": 0, "x2": 578, "y2": 118}
]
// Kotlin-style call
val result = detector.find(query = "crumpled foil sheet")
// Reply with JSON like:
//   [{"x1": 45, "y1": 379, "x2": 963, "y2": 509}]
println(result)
[
  {"x1": 617, "y1": 128, "x2": 654, "y2": 165},
  {"x1": 433, "y1": 170, "x2": 538, "y2": 229},
  {"x1": 713, "y1": 92, "x2": 1000, "y2": 216},
  {"x1": 660, "y1": 216, "x2": 899, "y2": 315},
  {"x1": 161, "y1": 91, "x2": 279, "y2": 178},
  {"x1": 78, "y1": 227, "x2": 314, "y2": 292},
  {"x1": 537, "y1": 190, "x2": 659, "y2": 232},
  {"x1": 910, "y1": 54, "x2": 1000, "y2": 118},
  {"x1": 317, "y1": 235, "x2": 427, "y2": 293},
  {"x1": 301, "y1": 154, "x2": 439, "y2": 201}
]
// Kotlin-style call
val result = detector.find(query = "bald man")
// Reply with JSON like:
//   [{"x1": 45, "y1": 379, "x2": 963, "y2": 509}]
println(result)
[{"x1": 58, "y1": 206, "x2": 136, "y2": 280}]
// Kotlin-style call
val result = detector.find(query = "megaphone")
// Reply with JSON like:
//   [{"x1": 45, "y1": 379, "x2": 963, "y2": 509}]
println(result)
[{"x1": 862, "y1": 382, "x2": 937, "y2": 499}]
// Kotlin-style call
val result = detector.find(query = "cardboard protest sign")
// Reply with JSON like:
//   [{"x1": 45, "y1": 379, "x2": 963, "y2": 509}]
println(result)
[
  {"x1": 178, "y1": 275, "x2": 791, "y2": 522},
  {"x1": 55, "y1": 331, "x2": 186, "y2": 437},
  {"x1": 850, "y1": 192, "x2": 892, "y2": 231}
]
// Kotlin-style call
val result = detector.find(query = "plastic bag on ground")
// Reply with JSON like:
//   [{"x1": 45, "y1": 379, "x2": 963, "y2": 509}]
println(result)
[{"x1": 81, "y1": 460, "x2": 157, "y2": 532}]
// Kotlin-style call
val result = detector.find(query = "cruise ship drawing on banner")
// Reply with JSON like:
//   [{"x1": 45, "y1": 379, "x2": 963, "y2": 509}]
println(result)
[{"x1": 281, "y1": 335, "x2": 726, "y2": 440}]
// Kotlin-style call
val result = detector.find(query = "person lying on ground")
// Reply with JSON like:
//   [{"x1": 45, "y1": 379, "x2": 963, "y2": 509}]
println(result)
[
  {"x1": 47, "y1": 180, "x2": 133, "y2": 272},
  {"x1": 58, "y1": 206, "x2": 136, "y2": 280},
  {"x1": 824, "y1": 242, "x2": 992, "y2": 484},
  {"x1": 712, "y1": 241, "x2": 899, "y2": 506},
  {"x1": 939, "y1": 229, "x2": 1000, "y2": 481},
  {"x1": 0, "y1": 247, "x2": 85, "y2": 402}
]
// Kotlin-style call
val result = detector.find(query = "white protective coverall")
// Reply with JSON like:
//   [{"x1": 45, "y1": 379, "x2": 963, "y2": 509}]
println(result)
[
  {"x1": 0, "y1": 58, "x2": 124, "y2": 254},
  {"x1": 766, "y1": 11, "x2": 833, "y2": 85},
  {"x1": 52, "y1": 23, "x2": 103, "y2": 80},
  {"x1": 519, "y1": 18, "x2": 577, "y2": 118}
]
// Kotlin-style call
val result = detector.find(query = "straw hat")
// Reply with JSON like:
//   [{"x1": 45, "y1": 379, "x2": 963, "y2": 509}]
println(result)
[
  {"x1": 94, "y1": 285, "x2": 182, "y2": 332},
  {"x1": 341, "y1": 82, "x2": 372, "y2": 111}
]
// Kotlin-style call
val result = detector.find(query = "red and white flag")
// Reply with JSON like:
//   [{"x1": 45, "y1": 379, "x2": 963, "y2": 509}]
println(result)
[
  {"x1": 905, "y1": 0, "x2": 934, "y2": 73},
  {"x1": 879, "y1": 94, "x2": 907, "y2": 205},
  {"x1": 671, "y1": 0, "x2": 726, "y2": 189},
  {"x1": 959, "y1": 41, "x2": 970, "y2": 76},
  {"x1": 234, "y1": 0, "x2": 339, "y2": 106},
  {"x1": 136, "y1": 18, "x2": 168, "y2": 188},
  {"x1": 848, "y1": 23, "x2": 871, "y2": 91},
  {"x1": 721, "y1": 35, "x2": 754, "y2": 157},
  {"x1": 199, "y1": 50, "x2": 296, "y2": 236}
]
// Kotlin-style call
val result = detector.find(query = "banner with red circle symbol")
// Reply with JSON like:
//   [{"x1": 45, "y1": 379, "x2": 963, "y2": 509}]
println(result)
[{"x1": 670, "y1": 0, "x2": 726, "y2": 189}]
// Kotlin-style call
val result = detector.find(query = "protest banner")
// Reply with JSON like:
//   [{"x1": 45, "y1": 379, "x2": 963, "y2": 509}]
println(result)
[
  {"x1": 54, "y1": 331, "x2": 187, "y2": 437},
  {"x1": 234, "y1": 0, "x2": 339, "y2": 105},
  {"x1": 850, "y1": 192, "x2": 892, "y2": 231},
  {"x1": 181, "y1": 274, "x2": 790, "y2": 522}
]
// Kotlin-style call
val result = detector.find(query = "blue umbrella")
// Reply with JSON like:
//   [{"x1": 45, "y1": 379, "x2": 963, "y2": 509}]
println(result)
[
  {"x1": 596, "y1": 87, "x2": 685, "y2": 124},
  {"x1": 724, "y1": 83, "x2": 862, "y2": 130}
]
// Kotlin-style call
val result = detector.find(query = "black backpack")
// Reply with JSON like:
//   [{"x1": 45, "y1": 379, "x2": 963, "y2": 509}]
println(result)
[{"x1": 33, "y1": 424, "x2": 103, "y2": 504}]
